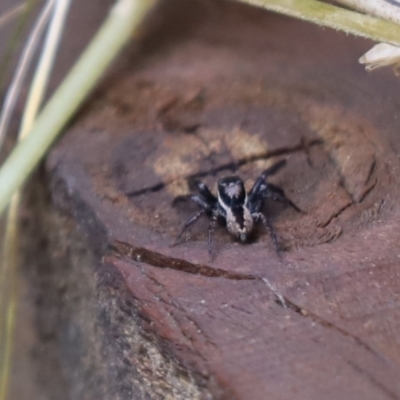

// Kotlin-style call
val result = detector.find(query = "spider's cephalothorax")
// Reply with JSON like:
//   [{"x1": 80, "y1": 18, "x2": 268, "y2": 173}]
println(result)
[{"x1": 174, "y1": 159, "x2": 301, "y2": 256}]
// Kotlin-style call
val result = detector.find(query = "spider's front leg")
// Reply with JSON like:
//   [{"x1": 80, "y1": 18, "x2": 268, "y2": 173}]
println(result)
[
  {"x1": 248, "y1": 159, "x2": 287, "y2": 211},
  {"x1": 173, "y1": 181, "x2": 217, "y2": 246},
  {"x1": 175, "y1": 209, "x2": 206, "y2": 242},
  {"x1": 266, "y1": 183, "x2": 303, "y2": 213},
  {"x1": 195, "y1": 181, "x2": 217, "y2": 204}
]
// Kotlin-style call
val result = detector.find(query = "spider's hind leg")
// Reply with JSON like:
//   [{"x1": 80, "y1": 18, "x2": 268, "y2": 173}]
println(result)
[
  {"x1": 254, "y1": 212, "x2": 281, "y2": 253},
  {"x1": 208, "y1": 211, "x2": 218, "y2": 258}
]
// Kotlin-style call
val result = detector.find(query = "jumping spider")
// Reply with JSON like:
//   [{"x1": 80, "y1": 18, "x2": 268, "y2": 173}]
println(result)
[{"x1": 175, "y1": 159, "x2": 301, "y2": 255}]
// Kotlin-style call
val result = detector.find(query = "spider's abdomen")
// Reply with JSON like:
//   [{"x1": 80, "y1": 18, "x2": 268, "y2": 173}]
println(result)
[
  {"x1": 226, "y1": 205, "x2": 254, "y2": 241},
  {"x1": 217, "y1": 175, "x2": 254, "y2": 241}
]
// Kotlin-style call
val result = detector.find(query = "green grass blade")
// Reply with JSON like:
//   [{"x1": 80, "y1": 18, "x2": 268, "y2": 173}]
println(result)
[
  {"x1": 0, "y1": 0, "x2": 158, "y2": 217},
  {"x1": 234, "y1": 0, "x2": 400, "y2": 46}
]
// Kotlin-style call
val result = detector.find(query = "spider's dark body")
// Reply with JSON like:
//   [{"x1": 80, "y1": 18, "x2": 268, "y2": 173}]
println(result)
[{"x1": 175, "y1": 159, "x2": 301, "y2": 255}]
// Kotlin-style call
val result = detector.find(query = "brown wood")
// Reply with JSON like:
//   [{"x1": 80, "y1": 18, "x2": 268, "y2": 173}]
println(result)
[{"x1": 43, "y1": 0, "x2": 400, "y2": 398}]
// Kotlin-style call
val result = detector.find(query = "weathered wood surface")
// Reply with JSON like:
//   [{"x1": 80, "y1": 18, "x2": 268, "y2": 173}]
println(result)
[{"x1": 45, "y1": 0, "x2": 400, "y2": 398}]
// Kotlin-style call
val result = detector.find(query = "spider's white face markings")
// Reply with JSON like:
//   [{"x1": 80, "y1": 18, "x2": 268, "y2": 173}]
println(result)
[
  {"x1": 217, "y1": 176, "x2": 246, "y2": 206},
  {"x1": 224, "y1": 182, "x2": 242, "y2": 198}
]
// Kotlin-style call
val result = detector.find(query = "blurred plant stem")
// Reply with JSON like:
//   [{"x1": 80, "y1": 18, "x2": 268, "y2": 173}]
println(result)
[
  {"x1": 235, "y1": 0, "x2": 400, "y2": 46},
  {"x1": 0, "y1": 195, "x2": 19, "y2": 400},
  {"x1": 0, "y1": 3, "x2": 27, "y2": 30},
  {"x1": 0, "y1": 0, "x2": 56, "y2": 148},
  {"x1": 0, "y1": 0, "x2": 158, "y2": 218},
  {"x1": 0, "y1": 0, "x2": 36, "y2": 95},
  {"x1": 0, "y1": 1, "x2": 71, "y2": 398},
  {"x1": 0, "y1": 1, "x2": 158, "y2": 399},
  {"x1": 336, "y1": 0, "x2": 400, "y2": 25}
]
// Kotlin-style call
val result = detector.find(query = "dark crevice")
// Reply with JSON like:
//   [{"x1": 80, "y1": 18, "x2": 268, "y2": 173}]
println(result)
[
  {"x1": 125, "y1": 139, "x2": 323, "y2": 197},
  {"x1": 108, "y1": 240, "x2": 256, "y2": 280},
  {"x1": 142, "y1": 270, "x2": 213, "y2": 355},
  {"x1": 267, "y1": 286, "x2": 391, "y2": 365},
  {"x1": 365, "y1": 159, "x2": 376, "y2": 185},
  {"x1": 328, "y1": 156, "x2": 355, "y2": 203},
  {"x1": 109, "y1": 241, "x2": 389, "y2": 366},
  {"x1": 140, "y1": 268, "x2": 219, "y2": 351},
  {"x1": 358, "y1": 178, "x2": 378, "y2": 204},
  {"x1": 323, "y1": 141, "x2": 378, "y2": 204},
  {"x1": 318, "y1": 200, "x2": 353, "y2": 228},
  {"x1": 125, "y1": 183, "x2": 165, "y2": 197},
  {"x1": 347, "y1": 360, "x2": 399, "y2": 400},
  {"x1": 319, "y1": 139, "x2": 356, "y2": 202},
  {"x1": 301, "y1": 136, "x2": 315, "y2": 168}
]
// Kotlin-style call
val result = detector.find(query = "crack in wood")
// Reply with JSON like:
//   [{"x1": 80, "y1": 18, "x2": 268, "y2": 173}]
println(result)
[
  {"x1": 125, "y1": 139, "x2": 323, "y2": 197},
  {"x1": 347, "y1": 360, "x2": 400, "y2": 400},
  {"x1": 143, "y1": 270, "x2": 216, "y2": 356},
  {"x1": 109, "y1": 240, "x2": 256, "y2": 280},
  {"x1": 141, "y1": 268, "x2": 220, "y2": 351},
  {"x1": 109, "y1": 241, "x2": 391, "y2": 367},
  {"x1": 358, "y1": 178, "x2": 378, "y2": 204},
  {"x1": 317, "y1": 201, "x2": 353, "y2": 228},
  {"x1": 322, "y1": 138, "x2": 378, "y2": 204},
  {"x1": 365, "y1": 159, "x2": 376, "y2": 186},
  {"x1": 269, "y1": 290, "x2": 391, "y2": 366}
]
